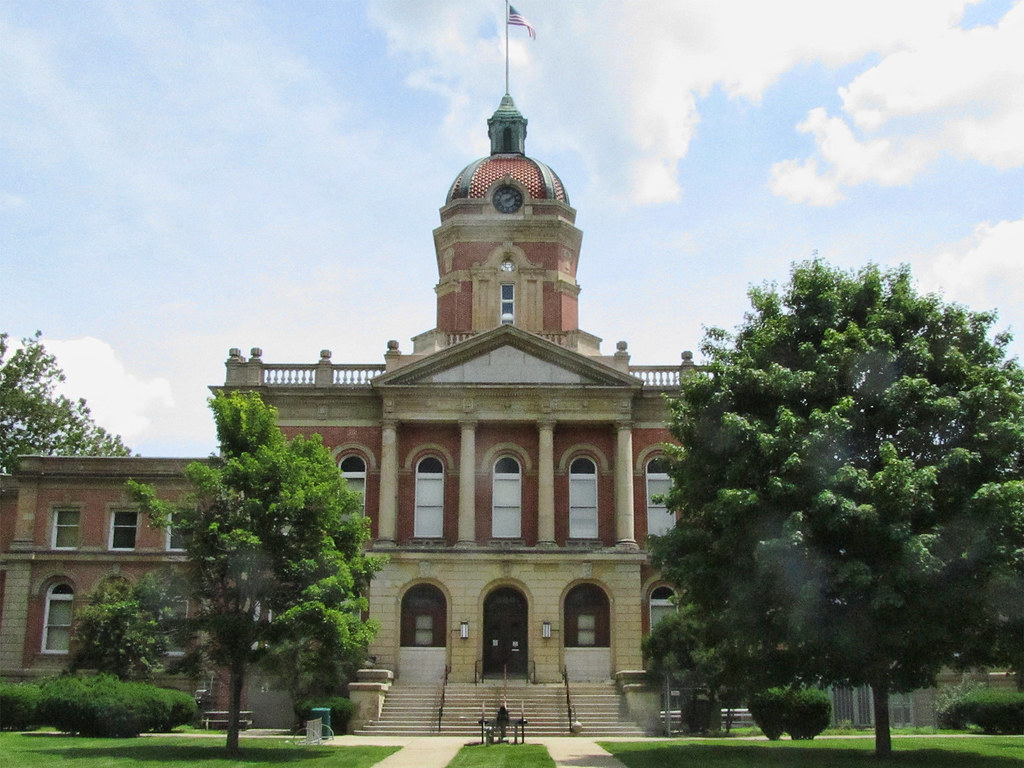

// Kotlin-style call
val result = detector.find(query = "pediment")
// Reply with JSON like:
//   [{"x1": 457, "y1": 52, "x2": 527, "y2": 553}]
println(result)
[{"x1": 374, "y1": 326, "x2": 639, "y2": 388}]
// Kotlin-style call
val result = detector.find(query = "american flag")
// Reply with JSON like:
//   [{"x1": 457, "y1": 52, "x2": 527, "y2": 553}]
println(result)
[{"x1": 508, "y1": 5, "x2": 536, "y2": 39}]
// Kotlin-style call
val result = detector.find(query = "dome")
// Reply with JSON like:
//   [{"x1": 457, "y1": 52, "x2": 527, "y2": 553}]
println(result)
[{"x1": 445, "y1": 94, "x2": 570, "y2": 205}]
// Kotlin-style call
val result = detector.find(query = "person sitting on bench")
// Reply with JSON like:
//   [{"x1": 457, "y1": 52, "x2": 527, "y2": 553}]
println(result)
[{"x1": 496, "y1": 701, "x2": 510, "y2": 741}]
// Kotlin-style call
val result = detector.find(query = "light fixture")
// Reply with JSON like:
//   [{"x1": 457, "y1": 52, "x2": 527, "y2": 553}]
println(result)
[
  {"x1": 460, "y1": 621, "x2": 469, "y2": 639},
  {"x1": 542, "y1": 620, "x2": 551, "y2": 639}
]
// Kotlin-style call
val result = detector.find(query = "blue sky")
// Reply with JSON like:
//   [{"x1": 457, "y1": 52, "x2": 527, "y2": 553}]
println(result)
[{"x1": 3, "y1": 0, "x2": 1023, "y2": 457}]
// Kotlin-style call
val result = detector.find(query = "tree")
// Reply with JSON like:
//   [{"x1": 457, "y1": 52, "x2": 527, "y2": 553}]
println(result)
[
  {"x1": 69, "y1": 572, "x2": 184, "y2": 681},
  {"x1": 0, "y1": 331, "x2": 131, "y2": 473},
  {"x1": 651, "y1": 260, "x2": 1024, "y2": 756},
  {"x1": 130, "y1": 391, "x2": 382, "y2": 754}
]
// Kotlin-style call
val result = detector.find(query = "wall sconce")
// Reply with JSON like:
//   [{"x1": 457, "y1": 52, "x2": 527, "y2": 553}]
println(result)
[
  {"x1": 542, "y1": 620, "x2": 551, "y2": 639},
  {"x1": 460, "y1": 621, "x2": 469, "y2": 639}
]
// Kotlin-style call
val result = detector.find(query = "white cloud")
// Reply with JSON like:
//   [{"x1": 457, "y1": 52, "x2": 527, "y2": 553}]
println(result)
[
  {"x1": 46, "y1": 337, "x2": 174, "y2": 443},
  {"x1": 773, "y1": 1, "x2": 1024, "y2": 203},
  {"x1": 917, "y1": 214, "x2": 1024, "y2": 334}
]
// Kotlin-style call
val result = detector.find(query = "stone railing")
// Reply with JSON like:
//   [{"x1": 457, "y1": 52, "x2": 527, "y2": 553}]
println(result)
[
  {"x1": 225, "y1": 348, "x2": 385, "y2": 388},
  {"x1": 629, "y1": 366, "x2": 681, "y2": 388}
]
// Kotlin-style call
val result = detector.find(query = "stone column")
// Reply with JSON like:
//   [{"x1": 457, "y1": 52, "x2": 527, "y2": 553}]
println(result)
[
  {"x1": 458, "y1": 419, "x2": 477, "y2": 546},
  {"x1": 614, "y1": 421, "x2": 637, "y2": 549},
  {"x1": 537, "y1": 419, "x2": 556, "y2": 547},
  {"x1": 377, "y1": 420, "x2": 398, "y2": 546}
]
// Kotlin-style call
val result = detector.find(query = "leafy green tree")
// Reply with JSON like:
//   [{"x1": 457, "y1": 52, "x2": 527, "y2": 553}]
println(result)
[
  {"x1": 651, "y1": 260, "x2": 1024, "y2": 756},
  {"x1": 130, "y1": 391, "x2": 382, "y2": 754},
  {"x1": 69, "y1": 573, "x2": 184, "y2": 680},
  {"x1": 0, "y1": 331, "x2": 131, "y2": 473}
]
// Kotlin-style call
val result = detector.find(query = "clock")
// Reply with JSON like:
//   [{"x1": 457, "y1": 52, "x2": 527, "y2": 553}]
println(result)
[{"x1": 493, "y1": 185, "x2": 523, "y2": 213}]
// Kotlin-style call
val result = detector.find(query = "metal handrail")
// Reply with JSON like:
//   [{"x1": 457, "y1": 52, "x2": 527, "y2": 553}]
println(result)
[
  {"x1": 562, "y1": 667, "x2": 577, "y2": 733},
  {"x1": 435, "y1": 665, "x2": 450, "y2": 733}
]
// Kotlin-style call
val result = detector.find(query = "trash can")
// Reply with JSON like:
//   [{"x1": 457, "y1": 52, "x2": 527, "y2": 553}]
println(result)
[{"x1": 311, "y1": 707, "x2": 331, "y2": 739}]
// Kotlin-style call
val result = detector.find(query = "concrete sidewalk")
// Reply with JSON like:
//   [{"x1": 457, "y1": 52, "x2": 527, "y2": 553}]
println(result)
[{"x1": 332, "y1": 734, "x2": 630, "y2": 768}]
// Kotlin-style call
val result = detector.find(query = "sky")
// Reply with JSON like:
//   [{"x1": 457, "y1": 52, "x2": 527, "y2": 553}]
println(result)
[{"x1": 2, "y1": 0, "x2": 1023, "y2": 458}]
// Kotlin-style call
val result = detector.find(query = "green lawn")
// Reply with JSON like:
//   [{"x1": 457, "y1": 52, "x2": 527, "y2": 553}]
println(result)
[
  {"x1": 447, "y1": 743, "x2": 554, "y2": 768},
  {"x1": 601, "y1": 737, "x2": 1024, "y2": 768},
  {"x1": 0, "y1": 733, "x2": 399, "y2": 767}
]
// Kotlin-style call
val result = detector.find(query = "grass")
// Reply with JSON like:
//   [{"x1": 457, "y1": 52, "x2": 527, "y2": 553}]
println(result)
[
  {"x1": 0, "y1": 733, "x2": 399, "y2": 767},
  {"x1": 601, "y1": 737, "x2": 1024, "y2": 768},
  {"x1": 447, "y1": 743, "x2": 555, "y2": 768}
]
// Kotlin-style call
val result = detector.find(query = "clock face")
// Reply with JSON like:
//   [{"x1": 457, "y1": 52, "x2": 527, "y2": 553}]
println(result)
[{"x1": 493, "y1": 185, "x2": 524, "y2": 213}]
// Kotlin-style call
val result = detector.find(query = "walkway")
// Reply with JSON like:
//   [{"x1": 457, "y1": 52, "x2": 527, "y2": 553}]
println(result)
[{"x1": 332, "y1": 734, "x2": 631, "y2": 768}]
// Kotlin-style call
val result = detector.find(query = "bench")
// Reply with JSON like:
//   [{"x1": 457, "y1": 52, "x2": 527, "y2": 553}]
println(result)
[{"x1": 201, "y1": 711, "x2": 253, "y2": 730}]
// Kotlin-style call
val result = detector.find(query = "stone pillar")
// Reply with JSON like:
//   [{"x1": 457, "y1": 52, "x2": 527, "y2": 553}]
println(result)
[
  {"x1": 458, "y1": 419, "x2": 477, "y2": 546},
  {"x1": 615, "y1": 421, "x2": 637, "y2": 549},
  {"x1": 537, "y1": 419, "x2": 556, "y2": 546},
  {"x1": 377, "y1": 420, "x2": 398, "y2": 546}
]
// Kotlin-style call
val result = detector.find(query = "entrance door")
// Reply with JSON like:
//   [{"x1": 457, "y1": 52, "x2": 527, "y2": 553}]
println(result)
[{"x1": 483, "y1": 587, "x2": 528, "y2": 677}]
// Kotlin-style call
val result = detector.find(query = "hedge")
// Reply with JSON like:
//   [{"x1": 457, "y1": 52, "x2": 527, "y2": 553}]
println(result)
[
  {"x1": 295, "y1": 696, "x2": 356, "y2": 734},
  {"x1": 0, "y1": 683, "x2": 42, "y2": 731},
  {"x1": 749, "y1": 686, "x2": 832, "y2": 741},
  {"x1": 36, "y1": 675, "x2": 197, "y2": 737},
  {"x1": 960, "y1": 688, "x2": 1024, "y2": 735}
]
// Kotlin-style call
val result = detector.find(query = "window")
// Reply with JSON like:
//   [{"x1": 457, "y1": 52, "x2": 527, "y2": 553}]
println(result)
[
  {"x1": 649, "y1": 586, "x2": 676, "y2": 629},
  {"x1": 339, "y1": 455, "x2": 367, "y2": 512},
  {"x1": 568, "y1": 457, "x2": 598, "y2": 539},
  {"x1": 400, "y1": 584, "x2": 447, "y2": 647},
  {"x1": 109, "y1": 510, "x2": 138, "y2": 550},
  {"x1": 52, "y1": 508, "x2": 80, "y2": 550},
  {"x1": 492, "y1": 457, "x2": 522, "y2": 538},
  {"x1": 166, "y1": 513, "x2": 188, "y2": 551},
  {"x1": 163, "y1": 599, "x2": 189, "y2": 655},
  {"x1": 500, "y1": 283, "x2": 514, "y2": 324},
  {"x1": 646, "y1": 458, "x2": 673, "y2": 537},
  {"x1": 414, "y1": 457, "x2": 444, "y2": 538},
  {"x1": 42, "y1": 584, "x2": 74, "y2": 653},
  {"x1": 564, "y1": 583, "x2": 609, "y2": 647}
]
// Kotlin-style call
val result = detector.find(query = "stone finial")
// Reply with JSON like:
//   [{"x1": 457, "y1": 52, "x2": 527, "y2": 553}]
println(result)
[
  {"x1": 320, "y1": 349, "x2": 332, "y2": 361},
  {"x1": 249, "y1": 347, "x2": 263, "y2": 360},
  {"x1": 387, "y1": 340, "x2": 400, "y2": 351},
  {"x1": 227, "y1": 347, "x2": 245, "y2": 362},
  {"x1": 616, "y1": 340, "x2": 628, "y2": 352},
  {"x1": 681, "y1": 350, "x2": 694, "y2": 364}
]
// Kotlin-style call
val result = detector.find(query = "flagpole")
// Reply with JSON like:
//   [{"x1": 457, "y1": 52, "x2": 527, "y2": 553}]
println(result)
[{"x1": 505, "y1": 0, "x2": 510, "y2": 94}]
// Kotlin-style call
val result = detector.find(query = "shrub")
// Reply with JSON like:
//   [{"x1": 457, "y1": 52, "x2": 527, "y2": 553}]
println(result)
[
  {"x1": 960, "y1": 688, "x2": 1024, "y2": 735},
  {"x1": 295, "y1": 696, "x2": 356, "y2": 734},
  {"x1": 784, "y1": 687, "x2": 832, "y2": 740},
  {"x1": 37, "y1": 675, "x2": 196, "y2": 737},
  {"x1": 749, "y1": 686, "x2": 832, "y2": 741},
  {"x1": 749, "y1": 688, "x2": 789, "y2": 740},
  {"x1": 935, "y1": 677, "x2": 983, "y2": 730},
  {"x1": 0, "y1": 682, "x2": 42, "y2": 731}
]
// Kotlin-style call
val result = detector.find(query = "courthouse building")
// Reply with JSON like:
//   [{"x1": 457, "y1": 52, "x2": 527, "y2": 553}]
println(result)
[{"x1": 0, "y1": 95, "x2": 693, "y2": 719}]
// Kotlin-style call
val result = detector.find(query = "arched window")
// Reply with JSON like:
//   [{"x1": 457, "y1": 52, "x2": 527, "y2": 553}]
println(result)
[
  {"x1": 646, "y1": 457, "x2": 673, "y2": 537},
  {"x1": 492, "y1": 457, "x2": 522, "y2": 538},
  {"x1": 564, "y1": 583, "x2": 610, "y2": 647},
  {"x1": 400, "y1": 584, "x2": 447, "y2": 647},
  {"x1": 649, "y1": 586, "x2": 676, "y2": 630},
  {"x1": 42, "y1": 583, "x2": 74, "y2": 653},
  {"x1": 414, "y1": 457, "x2": 444, "y2": 538},
  {"x1": 339, "y1": 455, "x2": 367, "y2": 512},
  {"x1": 568, "y1": 457, "x2": 598, "y2": 539}
]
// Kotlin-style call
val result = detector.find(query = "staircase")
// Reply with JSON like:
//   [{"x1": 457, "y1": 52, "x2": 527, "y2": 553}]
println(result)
[{"x1": 354, "y1": 680, "x2": 648, "y2": 737}]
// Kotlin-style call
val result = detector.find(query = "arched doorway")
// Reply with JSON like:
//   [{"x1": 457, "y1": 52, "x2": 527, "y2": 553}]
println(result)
[
  {"x1": 398, "y1": 583, "x2": 447, "y2": 683},
  {"x1": 483, "y1": 587, "x2": 528, "y2": 677}
]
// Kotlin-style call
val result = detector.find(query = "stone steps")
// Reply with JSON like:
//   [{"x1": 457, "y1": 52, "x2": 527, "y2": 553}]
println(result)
[{"x1": 354, "y1": 682, "x2": 648, "y2": 737}]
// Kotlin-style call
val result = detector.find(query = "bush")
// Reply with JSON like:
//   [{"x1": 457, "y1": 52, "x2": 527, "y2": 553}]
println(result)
[
  {"x1": 0, "y1": 683, "x2": 42, "y2": 731},
  {"x1": 749, "y1": 686, "x2": 832, "y2": 741},
  {"x1": 749, "y1": 688, "x2": 789, "y2": 740},
  {"x1": 295, "y1": 696, "x2": 356, "y2": 734},
  {"x1": 37, "y1": 675, "x2": 196, "y2": 737},
  {"x1": 960, "y1": 688, "x2": 1024, "y2": 735},
  {"x1": 936, "y1": 677, "x2": 983, "y2": 730},
  {"x1": 784, "y1": 687, "x2": 832, "y2": 740}
]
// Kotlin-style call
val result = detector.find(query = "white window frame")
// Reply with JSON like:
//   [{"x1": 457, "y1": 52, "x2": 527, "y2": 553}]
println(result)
[
  {"x1": 492, "y1": 457, "x2": 522, "y2": 538},
  {"x1": 42, "y1": 583, "x2": 74, "y2": 654},
  {"x1": 165, "y1": 513, "x2": 186, "y2": 552},
  {"x1": 646, "y1": 458, "x2": 673, "y2": 537},
  {"x1": 649, "y1": 586, "x2": 676, "y2": 630},
  {"x1": 500, "y1": 283, "x2": 515, "y2": 324},
  {"x1": 51, "y1": 507, "x2": 80, "y2": 550},
  {"x1": 109, "y1": 509, "x2": 138, "y2": 551},
  {"x1": 414, "y1": 457, "x2": 445, "y2": 538},
  {"x1": 568, "y1": 457, "x2": 598, "y2": 539},
  {"x1": 339, "y1": 455, "x2": 367, "y2": 512}
]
